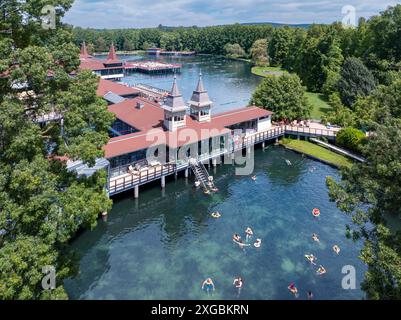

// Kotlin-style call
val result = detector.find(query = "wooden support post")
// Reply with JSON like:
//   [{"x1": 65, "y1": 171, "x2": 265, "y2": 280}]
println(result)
[
  {"x1": 185, "y1": 168, "x2": 189, "y2": 178},
  {"x1": 262, "y1": 141, "x2": 265, "y2": 149},
  {"x1": 134, "y1": 185, "x2": 139, "y2": 199},
  {"x1": 161, "y1": 176, "x2": 165, "y2": 188},
  {"x1": 212, "y1": 158, "x2": 217, "y2": 167}
]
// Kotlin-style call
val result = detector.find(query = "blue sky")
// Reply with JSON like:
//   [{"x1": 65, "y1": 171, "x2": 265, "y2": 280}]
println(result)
[{"x1": 63, "y1": 0, "x2": 401, "y2": 28}]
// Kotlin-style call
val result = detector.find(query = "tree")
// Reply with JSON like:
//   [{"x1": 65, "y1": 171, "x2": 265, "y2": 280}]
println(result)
[
  {"x1": 338, "y1": 57, "x2": 376, "y2": 107},
  {"x1": 0, "y1": 0, "x2": 113, "y2": 299},
  {"x1": 268, "y1": 27, "x2": 294, "y2": 66},
  {"x1": 326, "y1": 119, "x2": 401, "y2": 299},
  {"x1": 224, "y1": 43, "x2": 246, "y2": 59},
  {"x1": 322, "y1": 93, "x2": 356, "y2": 127},
  {"x1": 250, "y1": 39, "x2": 269, "y2": 66},
  {"x1": 250, "y1": 74, "x2": 311, "y2": 121},
  {"x1": 336, "y1": 127, "x2": 366, "y2": 152}
]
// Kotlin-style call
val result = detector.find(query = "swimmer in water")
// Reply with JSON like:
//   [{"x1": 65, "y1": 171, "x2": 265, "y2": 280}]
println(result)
[
  {"x1": 312, "y1": 233, "x2": 320, "y2": 242},
  {"x1": 254, "y1": 238, "x2": 262, "y2": 248},
  {"x1": 201, "y1": 278, "x2": 215, "y2": 292},
  {"x1": 305, "y1": 254, "x2": 317, "y2": 265},
  {"x1": 333, "y1": 244, "x2": 340, "y2": 254},
  {"x1": 288, "y1": 282, "x2": 298, "y2": 296},
  {"x1": 211, "y1": 211, "x2": 221, "y2": 218},
  {"x1": 245, "y1": 227, "x2": 254, "y2": 240},
  {"x1": 233, "y1": 277, "x2": 243, "y2": 288},
  {"x1": 251, "y1": 175, "x2": 257, "y2": 181},
  {"x1": 232, "y1": 233, "x2": 241, "y2": 242},
  {"x1": 232, "y1": 234, "x2": 250, "y2": 248},
  {"x1": 307, "y1": 291, "x2": 313, "y2": 300},
  {"x1": 316, "y1": 265, "x2": 327, "y2": 275}
]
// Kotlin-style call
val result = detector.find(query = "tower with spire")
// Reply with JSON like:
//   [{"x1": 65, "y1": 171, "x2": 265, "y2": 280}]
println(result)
[
  {"x1": 80, "y1": 41, "x2": 91, "y2": 58},
  {"x1": 104, "y1": 42, "x2": 122, "y2": 67},
  {"x1": 162, "y1": 76, "x2": 188, "y2": 131},
  {"x1": 188, "y1": 71, "x2": 212, "y2": 122}
]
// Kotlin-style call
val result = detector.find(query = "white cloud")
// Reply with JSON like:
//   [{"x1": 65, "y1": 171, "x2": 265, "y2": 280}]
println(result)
[{"x1": 63, "y1": 0, "x2": 401, "y2": 28}]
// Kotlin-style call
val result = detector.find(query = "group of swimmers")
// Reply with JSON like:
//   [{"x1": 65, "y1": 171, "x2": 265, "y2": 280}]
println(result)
[
  {"x1": 288, "y1": 230, "x2": 342, "y2": 298},
  {"x1": 201, "y1": 277, "x2": 244, "y2": 295},
  {"x1": 232, "y1": 227, "x2": 262, "y2": 249}
]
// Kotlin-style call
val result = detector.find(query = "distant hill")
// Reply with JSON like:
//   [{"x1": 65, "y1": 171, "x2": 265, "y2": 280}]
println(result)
[
  {"x1": 156, "y1": 22, "x2": 312, "y2": 30},
  {"x1": 240, "y1": 22, "x2": 311, "y2": 28}
]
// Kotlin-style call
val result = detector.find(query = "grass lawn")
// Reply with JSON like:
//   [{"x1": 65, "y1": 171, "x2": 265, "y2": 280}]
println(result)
[
  {"x1": 281, "y1": 138, "x2": 353, "y2": 168},
  {"x1": 305, "y1": 92, "x2": 333, "y2": 120},
  {"x1": 251, "y1": 66, "x2": 333, "y2": 120},
  {"x1": 251, "y1": 66, "x2": 287, "y2": 77}
]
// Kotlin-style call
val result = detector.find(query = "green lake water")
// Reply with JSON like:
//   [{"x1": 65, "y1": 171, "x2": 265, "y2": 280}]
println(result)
[{"x1": 64, "y1": 146, "x2": 367, "y2": 300}]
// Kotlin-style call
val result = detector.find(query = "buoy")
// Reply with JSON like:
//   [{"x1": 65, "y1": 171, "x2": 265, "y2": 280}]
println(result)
[{"x1": 312, "y1": 208, "x2": 320, "y2": 217}]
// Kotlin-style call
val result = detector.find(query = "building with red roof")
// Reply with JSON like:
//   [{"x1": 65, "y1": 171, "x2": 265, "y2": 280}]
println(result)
[{"x1": 104, "y1": 74, "x2": 274, "y2": 181}]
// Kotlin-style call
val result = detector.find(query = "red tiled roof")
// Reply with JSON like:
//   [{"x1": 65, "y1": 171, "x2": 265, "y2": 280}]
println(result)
[
  {"x1": 211, "y1": 106, "x2": 273, "y2": 127},
  {"x1": 107, "y1": 97, "x2": 164, "y2": 130},
  {"x1": 97, "y1": 79, "x2": 139, "y2": 97},
  {"x1": 104, "y1": 100, "x2": 273, "y2": 158}
]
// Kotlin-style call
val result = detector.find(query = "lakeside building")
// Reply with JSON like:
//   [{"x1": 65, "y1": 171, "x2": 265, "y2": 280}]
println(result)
[
  {"x1": 79, "y1": 43, "x2": 181, "y2": 79},
  {"x1": 98, "y1": 74, "x2": 276, "y2": 196}
]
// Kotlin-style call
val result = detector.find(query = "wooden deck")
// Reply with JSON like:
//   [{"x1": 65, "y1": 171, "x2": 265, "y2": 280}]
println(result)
[{"x1": 107, "y1": 125, "x2": 341, "y2": 196}]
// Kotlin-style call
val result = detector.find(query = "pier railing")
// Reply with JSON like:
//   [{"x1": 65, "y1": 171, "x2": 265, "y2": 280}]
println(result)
[
  {"x1": 284, "y1": 125, "x2": 338, "y2": 138},
  {"x1": 108, "y1": 163, "x2": 175, "y2": 195}
]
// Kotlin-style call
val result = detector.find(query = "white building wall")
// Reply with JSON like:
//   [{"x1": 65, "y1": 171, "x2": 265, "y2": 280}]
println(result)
[{"x1": 257, "y1": 116, "x2": 272, "y2": 131}]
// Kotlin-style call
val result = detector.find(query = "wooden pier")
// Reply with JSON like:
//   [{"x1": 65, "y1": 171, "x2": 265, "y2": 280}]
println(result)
[{"x1": 106, "y1": 124, "x2": 342, "y2": 197}]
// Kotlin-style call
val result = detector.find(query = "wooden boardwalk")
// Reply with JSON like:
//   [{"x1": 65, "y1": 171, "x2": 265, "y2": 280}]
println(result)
[{"x1": 107, "y1": 125, "x2": 341, "y2": 196}]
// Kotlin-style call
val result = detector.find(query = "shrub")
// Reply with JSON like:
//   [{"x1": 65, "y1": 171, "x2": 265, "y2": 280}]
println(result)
[{"x1": 336, "y1": 127, "x2": 366, "y2": 152}]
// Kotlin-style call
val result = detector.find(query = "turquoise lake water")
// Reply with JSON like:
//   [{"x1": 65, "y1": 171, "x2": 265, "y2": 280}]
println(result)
[
  {"x1": 100, "y1": 54, "x2": 262, "y2": 113},
  {"x1": 64, "y1": 146, "x2": 367, "y2": 300}
]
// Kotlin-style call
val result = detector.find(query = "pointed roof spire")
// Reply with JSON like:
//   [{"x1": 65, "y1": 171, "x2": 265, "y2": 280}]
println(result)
[
  {"x1": 195, "y1": 70, "x2": 205, "y2": 92},
  {"x1": 80, "y1": 41, "x2": 90, "y2": 58},
  {"x1": 106, "y1": 42, "x2": 120, "y2": 63},
  {"x1": 171, "y1": 74, "x2": 181, "y2": 96},
  {"x1": 189, "y1": 70, "x2": 212, "y2": 108},
  {"x1": 162, "y1": 76, "x2": 187, "y2": 112}
]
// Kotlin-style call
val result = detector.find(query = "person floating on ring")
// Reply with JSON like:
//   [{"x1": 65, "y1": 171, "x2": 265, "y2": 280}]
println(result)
[
  {"x1": 305, "y1": 254, "x2": 317, "y2": 265},
  {"x1": 316, "y1": 265, "x2": 326, "y2": 275},
  {"x1": 333, "y1": 244, "x2": 340, "y2": 254},
  {"x1": 288, "y1": 282, "x2": 298, "y2": 296},
  {"x1": 254, "y1": 238, "x2": 262, "y2": 248}
]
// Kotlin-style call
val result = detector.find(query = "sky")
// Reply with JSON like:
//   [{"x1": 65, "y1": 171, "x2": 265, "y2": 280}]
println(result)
[{"x1": 63, "y1": 0, "x2": 401, "y2": 29}]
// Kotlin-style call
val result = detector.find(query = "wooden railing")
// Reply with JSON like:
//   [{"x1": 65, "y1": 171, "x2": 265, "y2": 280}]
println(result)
[
  {"x1": 108, "y1": 163, "x2": 175, "y2": 195},
  {"x1": 284, "y1": 125, "x2": 338, "y2": 137},
  {"x1": 107, "y1": 125, "x2": 340, "y2": 196}
]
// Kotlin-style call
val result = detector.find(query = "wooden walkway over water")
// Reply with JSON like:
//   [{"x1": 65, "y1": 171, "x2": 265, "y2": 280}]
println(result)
[{"x1": 107, "y1": 125, "x2": 340, "y2": 196}]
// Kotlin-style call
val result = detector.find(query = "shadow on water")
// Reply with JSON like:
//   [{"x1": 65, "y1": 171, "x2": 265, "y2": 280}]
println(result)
[{"x1": 64, "y1": 147, "x2": 367, "y2": 300}]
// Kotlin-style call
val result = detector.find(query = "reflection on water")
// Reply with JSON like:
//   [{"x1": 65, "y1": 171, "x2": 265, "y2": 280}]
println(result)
[
  {"x1": 99, "y1": 54, "x2": 262, "y2": 113},
  {"x1": 64, "y1": 147, "x2": 367, "y2": 300}
]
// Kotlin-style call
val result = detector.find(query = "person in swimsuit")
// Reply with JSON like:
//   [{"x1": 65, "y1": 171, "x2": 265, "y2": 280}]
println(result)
[
  {"x1": 307, "y1": 291, "x2": 313, "y2": 300},
  {"x1": 245, "y1": 227, "x2": 254, "y2": 240},
  {"x1": 251, "y1": 175, "x2": 257, "y2": 181},
  {"x1": 316, "y1": 265, "x2": 326, "y2": 275},
  {"x1": 288, "y1": 282, "x2": 298, "y2": 296},
  {"x1": 312, "y1": 233, "x2": 320, "y2": 242},
  {"x1": 333, "y1": 245, "x2": 340, "y2": 254},
  {"x1": 254, "y1": 238, "x2": 262, "y2": 247},
  {"x1": 202, "y1": 278, "x2": 215, "y2": 292}
]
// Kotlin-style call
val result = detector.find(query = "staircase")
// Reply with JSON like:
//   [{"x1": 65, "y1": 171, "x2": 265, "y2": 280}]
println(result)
[{"x1": 189, "y1": 158, "x2": 215, "y2": 192}]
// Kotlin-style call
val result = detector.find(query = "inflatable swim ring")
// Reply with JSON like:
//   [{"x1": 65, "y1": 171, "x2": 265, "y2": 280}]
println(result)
[{"x1": 312, "y1": 208, "x2": 320, "y2": 217}]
